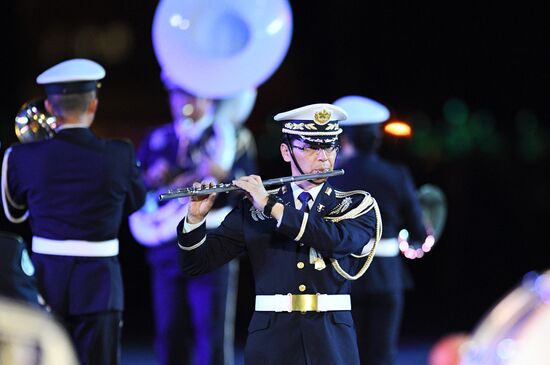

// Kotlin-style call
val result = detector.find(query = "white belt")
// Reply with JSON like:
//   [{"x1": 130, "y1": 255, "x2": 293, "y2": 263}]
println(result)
[
  {"x1": 361, "y1": 238, "x2": 399, "y2": 257},
  {"x1": 255, "y1": 294, "x2": 351, "y2": 312},
  {"x1": 32, "y1": 236, "x2": 119, "y2": 257}
]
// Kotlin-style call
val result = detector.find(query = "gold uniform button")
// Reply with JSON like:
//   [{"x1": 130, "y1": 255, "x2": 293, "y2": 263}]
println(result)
[
  {"x1": 298, "y1": 284, "x2": 306, "y2": 292},
  {"x1": 297, "y1": 262, "x2": 305, "y2": 269}
]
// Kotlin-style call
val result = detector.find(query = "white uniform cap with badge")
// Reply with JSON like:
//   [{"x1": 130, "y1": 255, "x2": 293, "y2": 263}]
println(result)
[
  {"x1": 274, "y1": 103, "x2": 347, "y2": 145},
  {"x1": 36, "y1": 58, "x2": 106, "y2": 95},
  {"x1": 333, "y1": 95, "x2": 390, "y2": 126}
]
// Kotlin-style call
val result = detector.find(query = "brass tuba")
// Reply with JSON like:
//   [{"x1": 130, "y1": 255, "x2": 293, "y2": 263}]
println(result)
[{"x1": 14, "y1": 98, "x2": 57, "y2": 143}]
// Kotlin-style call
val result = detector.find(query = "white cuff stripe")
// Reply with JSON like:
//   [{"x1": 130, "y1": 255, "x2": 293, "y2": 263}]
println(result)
[{"x1": 178, "y1": 236, "x2": 206, "y2": 251}]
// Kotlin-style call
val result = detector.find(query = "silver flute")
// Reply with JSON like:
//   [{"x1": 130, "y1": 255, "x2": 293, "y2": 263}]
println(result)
[{"x1": 158, "y1": 169, "x2": 345, "y2": 201}]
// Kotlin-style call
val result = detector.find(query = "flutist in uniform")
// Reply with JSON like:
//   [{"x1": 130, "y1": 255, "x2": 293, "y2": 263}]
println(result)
[{"x1": 176, "y1": 103, "x2": 382, "y2": 365}]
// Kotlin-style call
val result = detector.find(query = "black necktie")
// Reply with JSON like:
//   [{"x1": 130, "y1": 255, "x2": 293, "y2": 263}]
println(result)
[{"x1": 298, "y1": 191, "x2": 312, "y2": 213}]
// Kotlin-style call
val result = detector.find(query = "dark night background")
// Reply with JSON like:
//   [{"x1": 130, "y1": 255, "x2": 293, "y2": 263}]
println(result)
[{"x1": 1, "y1": 0, "x2": 549, "y2": 362}]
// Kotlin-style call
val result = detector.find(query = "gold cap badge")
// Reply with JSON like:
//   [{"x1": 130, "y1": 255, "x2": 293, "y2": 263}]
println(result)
[{"x1": 314, "y1": 109, "x2": 331, "y2": 125}]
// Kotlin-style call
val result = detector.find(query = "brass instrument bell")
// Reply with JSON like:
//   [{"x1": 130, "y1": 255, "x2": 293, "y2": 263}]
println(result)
[{"x1": 14, "y1": 98, "x2": 57, "y2": 143}]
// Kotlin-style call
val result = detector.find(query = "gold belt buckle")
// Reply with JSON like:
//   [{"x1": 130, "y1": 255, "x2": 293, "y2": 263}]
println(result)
[{"x1": 290, "y1": 294, "x2": 318, "y2": 313}]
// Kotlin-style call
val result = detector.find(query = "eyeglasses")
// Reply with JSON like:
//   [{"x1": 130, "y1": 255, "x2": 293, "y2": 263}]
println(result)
[{"x1": 291, "y1": 144, "x2": 340, "y2": 155}]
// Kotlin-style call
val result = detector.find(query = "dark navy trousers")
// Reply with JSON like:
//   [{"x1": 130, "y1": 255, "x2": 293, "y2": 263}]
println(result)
[{"x1": 147, "y1": 242, "x2": 235, "y2": 365}]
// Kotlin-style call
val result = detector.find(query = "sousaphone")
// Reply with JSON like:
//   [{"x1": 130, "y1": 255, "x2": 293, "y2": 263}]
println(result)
[{"x1": 129, "y1": 0, "x2": 293, "y2": 246}]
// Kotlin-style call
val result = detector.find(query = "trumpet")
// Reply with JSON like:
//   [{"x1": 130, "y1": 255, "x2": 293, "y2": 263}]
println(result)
[{"x1": 158, "y1": 169, "x2": 345, "y2": 201}]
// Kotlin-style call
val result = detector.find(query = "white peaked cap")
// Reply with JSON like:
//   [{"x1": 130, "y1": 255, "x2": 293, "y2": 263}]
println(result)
[
  {"x1": 36, "y1": 58, "x2": 105, "y2": 85},
  {"x1": 274, "y1": 103, "x2": 347, "y2": 144},
  {"x1": 274, "y1": 103, "x2": 347, "y2": 122},
  {"x1": 333, "y1": 95, "x2": 390, "y2": 125}
]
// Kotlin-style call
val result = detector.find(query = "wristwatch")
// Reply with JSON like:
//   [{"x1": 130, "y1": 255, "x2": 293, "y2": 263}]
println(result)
[{"x1": 263, "y1": 195, "x2": 281, "y2": 218}]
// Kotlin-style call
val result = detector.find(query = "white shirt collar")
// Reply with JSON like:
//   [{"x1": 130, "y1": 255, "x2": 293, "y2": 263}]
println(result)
[
  {"x1": 290, "y1": 182, "x2": 323, "y2": 208},
  {"x1": 56, "y1": 122, "x2": 90, "y2": 131}
]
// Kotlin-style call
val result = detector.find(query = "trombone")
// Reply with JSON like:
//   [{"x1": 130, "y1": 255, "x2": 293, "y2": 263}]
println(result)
[{"x1": 158, "y1": 169, "x2": 345, "y2": 201}]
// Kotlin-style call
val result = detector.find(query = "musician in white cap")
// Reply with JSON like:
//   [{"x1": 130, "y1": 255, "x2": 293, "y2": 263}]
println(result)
[
  {"x1": 129, "y1": 73, "x2": 250, "y2": 365},
  {"x1": 2, "y1": 58, "x2": 146, "y2": 365},
  {"x1": 176, "y1": 103, "x2": 382, "y2": 365},
  {"x1": 331, "y1": 95, "x2": 428, "y2": 365}
]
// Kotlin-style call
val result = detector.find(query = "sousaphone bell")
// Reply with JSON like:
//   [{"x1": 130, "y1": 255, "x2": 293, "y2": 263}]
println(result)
[{"x1": 151, "y1": 0, "x2": 293, "y2": 99}]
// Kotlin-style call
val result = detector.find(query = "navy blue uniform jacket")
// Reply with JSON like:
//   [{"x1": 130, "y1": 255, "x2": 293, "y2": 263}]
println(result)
[
  {"x1": 6, "y1": 128, "x2": 146, "y2": 315},
  {"x1": 177, "y1": 181, "x2": 378, "y2": 365},
  {"x1": 333, "y1": 153, "x2": 426, "y2": 293}
]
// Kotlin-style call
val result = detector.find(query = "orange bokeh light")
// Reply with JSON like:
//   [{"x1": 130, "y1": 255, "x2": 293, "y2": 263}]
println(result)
[{"x1": 384, "y1": 121, "x2": 412, "y2": 137}]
